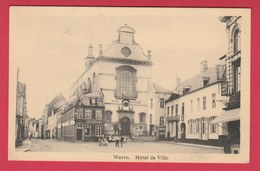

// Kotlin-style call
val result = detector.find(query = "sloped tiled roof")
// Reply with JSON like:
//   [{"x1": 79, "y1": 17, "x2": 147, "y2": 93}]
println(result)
[
  {"x1": 165, "y1": 92, "x2": 180, "y2": 103},
  {"x1": 175, "y1": 66, "x2": 219, "y2": 96},
  {"x1": 80, "y1": 90, "x2": 104, "y2": 98},
  {"x1": 62, "y1": 90, "x2": 104, "y2": 114},
  {"x1": 152, "y1": 83, "x2": 171, "y2": 94}
]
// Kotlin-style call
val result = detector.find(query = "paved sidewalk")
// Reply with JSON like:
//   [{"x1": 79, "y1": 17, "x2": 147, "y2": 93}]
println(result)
[
  {"x1": 15, "y1": 139, "x2": 32, "y2": 152},
  {"x1": 160, "y1": 141, "x2": 224, "y2": 150}
]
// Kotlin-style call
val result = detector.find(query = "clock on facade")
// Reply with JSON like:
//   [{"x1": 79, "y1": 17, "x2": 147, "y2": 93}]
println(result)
[
  {"x1": 121, "y1": 46, "x2": 131, "y2": 57},
  {"x1": 123, "y1": 101, "x2": 129, "y2": 107}
]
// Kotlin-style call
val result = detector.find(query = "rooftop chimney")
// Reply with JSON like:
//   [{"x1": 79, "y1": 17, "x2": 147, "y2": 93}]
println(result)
[
  {"x1": 176, "y1": 74, "x2": 180, "y2": 88},
  {"x1": 200, "y1": 60, "x2": 208, "y2": 74},
  {"x1": 147, "y1": 50, "x2": 151, "y2": 62},
  {"x1": 99, "y1": 44, "x2": 103, "y2": 56}
]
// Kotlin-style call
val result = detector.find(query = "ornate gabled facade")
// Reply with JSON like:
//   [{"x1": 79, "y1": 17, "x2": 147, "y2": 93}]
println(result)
[
  {"x1": 57, "y1": 91, "x2": 105, "y2": 141},
  {"x1": 70, "y1": 24, "x2": 169, "y2": 138}
]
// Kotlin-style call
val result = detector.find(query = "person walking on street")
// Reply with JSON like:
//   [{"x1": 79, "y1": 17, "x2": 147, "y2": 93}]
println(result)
[
  {"x1": 115, "y1": 136, "x2": 120, "y2": 147},
  {"x1": 120, "y1": 136, "x2": 124, "y2": 147}
]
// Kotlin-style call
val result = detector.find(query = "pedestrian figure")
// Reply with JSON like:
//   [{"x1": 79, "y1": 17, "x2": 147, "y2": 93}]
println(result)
[
  {"x1": 120, "y1": 136, "x2": 124, "y2": 147},
  {"x1": 115, "y1": 136, "x2": 120, "y2": 147},
  {"x1": 224, "y1": 135, "x2": 232, "y2": 154},
  {"x1": 29, "y1": 132, "x2": 33, "y2": 140}
]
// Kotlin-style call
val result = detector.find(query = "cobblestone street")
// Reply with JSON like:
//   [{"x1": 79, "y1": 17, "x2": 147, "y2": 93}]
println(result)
[{"x1": 29, "y1": 139, "x2": 223, "y2": 153}]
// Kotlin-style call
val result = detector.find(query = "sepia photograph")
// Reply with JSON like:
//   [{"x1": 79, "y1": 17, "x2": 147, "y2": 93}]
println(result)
[{"x1": 8, "y1": 7, "x2": 250, "y2": 163}]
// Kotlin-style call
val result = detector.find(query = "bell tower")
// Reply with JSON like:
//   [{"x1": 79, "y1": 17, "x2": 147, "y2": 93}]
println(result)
[{"x1": 117, "y1": 24, "x2": 136, "y2": 45}]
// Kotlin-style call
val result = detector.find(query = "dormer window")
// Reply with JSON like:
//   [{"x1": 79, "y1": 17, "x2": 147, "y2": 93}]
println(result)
[
  {"x1": 183, "y1": 85, "x2": 191, "y2": 94},
  {"x1": 201, "y1": 77, "x2": 210, "y2": 87}
]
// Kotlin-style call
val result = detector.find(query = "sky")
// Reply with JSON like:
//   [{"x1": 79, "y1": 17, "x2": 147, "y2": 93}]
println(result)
[{"x1": 10, "y1": 7, "x2": 229, "y2": 119}]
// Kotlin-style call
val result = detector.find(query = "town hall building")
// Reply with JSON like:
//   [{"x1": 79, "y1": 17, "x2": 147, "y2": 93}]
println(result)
[{"x1": 70, "y1": 24, "x2": 170, "y2": 139}]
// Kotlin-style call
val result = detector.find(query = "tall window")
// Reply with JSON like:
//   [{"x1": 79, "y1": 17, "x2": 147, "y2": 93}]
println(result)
[
  {"x1": 190, "y1": 100, "x2": 193, "y2": 112},
  {"x1": 77, "y1": 109, "x2": 83, "y2": 119},
  {"x1": 233, "y1": 29, "x2": 241, "y2": 54},
  {"x1": 96, "y1": 110, "x2": 102, "y2": 120},
  {"x1": 95, "y1": 125, "x2": 101, "y2": 136},
  {"x1": 196, "y1": 122, "x2": 199, "y2": 134},
  {"x1": 151, "y1": 99, "x2": 153, "y2": 108},
  {"x1": 203, "y1": 96, "x2": 206, "y2": 110},
  {"x1": 202, "y1": 122, "x2": 206, "y2": 134},
  {"x1": 160, "y1": 98, "x2": 165, "y2": 108},
  {"x1": 85, "y1": 125, "x2": 91, "y2": 136},
  {"x1": 188, "y1": 120, "x2": 193, "y2": 134},
  {"x1": 234, "y1": 60, "x2": 241, "y2": 93},
  {"x1": 210, "y1": 124, "x2": 218, "y2": 134},
  {"x1": 115, "y1": 66, "x2": 137, "y2": 99},
  {"x1": 139, "y1": 113, "x2": 146, "y2": 123},
  {"x1": 167, "y1": 107, "x2": 170, "y2": 117},
  {"x1": 182, "y1": 103, "x2": 185, "y2": 115},
  {"x1": 175, "y1": 104, "x2": 178, "y2": 116},
  {"x1": 150, "y1": 114, "x2": 152, "y2": 124},
  {"x1": 212, "y1": 94, "x2": 216, "y2": 108},
  {"x1": 171, "y1": 105, "x2": 174, "y2": 116},
  {"x1": 197, "y1": 98, "x2": 200, "y2": 111},
  {"x1": 201, "y1": 117, "x2": 208, "y2": 134},
  {"x1": 181, "y1": 103, "x2": 185, "y2": 121},
  {"x1": 85, "y1": 109, "x2": 91, "y2": 119},
  {"x1": 159, "y1": 116, "x2": 164, "y2": 126}
]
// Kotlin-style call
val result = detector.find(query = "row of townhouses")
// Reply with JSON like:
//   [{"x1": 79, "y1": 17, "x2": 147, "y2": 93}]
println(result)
[{"x1": 38, "y1": 16, "x2": 240, "y2": 153}]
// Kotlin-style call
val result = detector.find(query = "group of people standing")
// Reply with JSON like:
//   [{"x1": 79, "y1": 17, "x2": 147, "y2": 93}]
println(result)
[
  {"x1": 115, "y1": 136, "x2": 125, "y2": 147},
  {"x1": 99, "y1": 135, "x2": 125, "y2": 147}
]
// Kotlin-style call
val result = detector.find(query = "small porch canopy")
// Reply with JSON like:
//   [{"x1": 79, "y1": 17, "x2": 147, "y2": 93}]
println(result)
[{"x1": 211, "y1": 108, "x2": 240, "y2": 124}]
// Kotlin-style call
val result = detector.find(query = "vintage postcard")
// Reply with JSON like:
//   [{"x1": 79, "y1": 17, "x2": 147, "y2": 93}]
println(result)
[{"x1": 8, "y1": 7, "x2": 250, "y2": 163}]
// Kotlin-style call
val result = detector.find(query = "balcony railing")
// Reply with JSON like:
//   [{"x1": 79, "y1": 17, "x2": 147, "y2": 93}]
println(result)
[{"x1": 166, "y1": 115, "x2": 179, "y2": 122}]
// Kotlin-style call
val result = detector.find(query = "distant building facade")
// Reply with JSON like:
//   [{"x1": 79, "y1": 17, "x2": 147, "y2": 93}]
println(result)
[
  {"x1": 57, "y1": 91, "x2": 105, "y2": 141},
  {"x1": 32, "y1": 117, "x2": 44, "y2": 139},
  {"x1": 148, "y1": 83, "x2": 171, "y2": 140},
  {"x1": 165, "y1": 61, "x2": 228, "y2": 146},
  {"x1": 43, "y1": 94, "x2": 67, "y2": 139},
  {"x1": 71, "y1": 25, "x2": 169, "y2": 138}
]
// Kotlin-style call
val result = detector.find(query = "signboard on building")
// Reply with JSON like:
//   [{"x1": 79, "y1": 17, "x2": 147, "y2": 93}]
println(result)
[{"x1": 221, "y1": 81, "x2": 228, "y2": 96}]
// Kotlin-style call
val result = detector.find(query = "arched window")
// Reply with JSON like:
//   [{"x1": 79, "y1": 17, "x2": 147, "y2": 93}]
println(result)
[
  {"x1": 115, "y1": 66, "x2": 137, "y2": 99},
  {"x1": 139, "y1": 112, "x2": 146, "y2": 123},
  {"x1": 159, "y1": 116, "x2": 164, "y2": 126},
  {"x1": 233, "y1": 28, "x2": 240, "y2": 54}
]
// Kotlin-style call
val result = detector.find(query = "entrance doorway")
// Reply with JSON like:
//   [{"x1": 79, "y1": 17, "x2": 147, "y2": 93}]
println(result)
[
  {"x1": 76, "y1": 129, "x2": 82, "y2": 140},
  {"x1": 180, "y1": 123, "x2": 186, "y2": 141},
  {"x1": 120, "y1": 117, "x2": 131, "y2": 135}
]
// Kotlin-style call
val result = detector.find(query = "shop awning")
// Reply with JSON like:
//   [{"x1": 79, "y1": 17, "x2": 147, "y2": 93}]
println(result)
[{"x1": 211, "y1": 108, "x2": 240, "y2": 124}]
